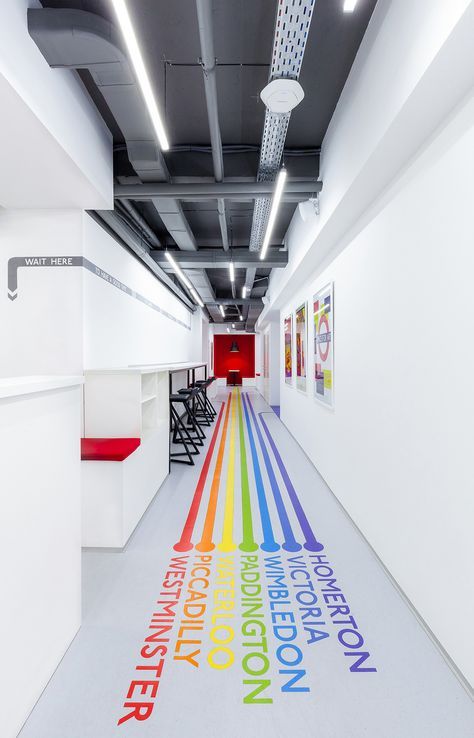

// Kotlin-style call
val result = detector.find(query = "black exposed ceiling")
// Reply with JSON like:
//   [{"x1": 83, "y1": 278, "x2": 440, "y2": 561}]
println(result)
[{"x1": 40, "y1": 0, "x2": 377, "y2": 325}]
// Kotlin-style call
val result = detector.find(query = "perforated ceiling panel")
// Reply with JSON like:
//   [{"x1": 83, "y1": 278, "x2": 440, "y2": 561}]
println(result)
[
  {"x1": 248, "y1": 112, "x2": 290, "y2": 251},
  {"x1": 248, "y1": 0, "x2": 316, "y2": 258},
  {"x1": 271, "y1": 0, "x2": 315, "y2": 79}
]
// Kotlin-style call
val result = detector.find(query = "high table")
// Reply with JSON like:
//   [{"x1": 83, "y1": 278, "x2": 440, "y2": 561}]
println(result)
[
  {"x1": 128, "y1": 361, "x2": 207, "y2": 395},
  {"x1": 228, "y1": 368, "x2": 241, "y2": 386}
]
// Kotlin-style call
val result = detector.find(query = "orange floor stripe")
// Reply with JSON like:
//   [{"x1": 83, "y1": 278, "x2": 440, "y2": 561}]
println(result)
[{"x1": 195, "y1": 392, "x2": 232, "y2": 552}]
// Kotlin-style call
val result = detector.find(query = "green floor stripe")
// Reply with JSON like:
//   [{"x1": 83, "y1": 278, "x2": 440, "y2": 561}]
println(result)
[{"x1": 238, "y1": 389, "x2": 258, "y2": 552}]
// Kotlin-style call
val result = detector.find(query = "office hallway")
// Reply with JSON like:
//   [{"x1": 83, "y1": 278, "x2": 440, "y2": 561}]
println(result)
[{"x1": 19, "y1": 389, "x2": 473, "y2": 738}]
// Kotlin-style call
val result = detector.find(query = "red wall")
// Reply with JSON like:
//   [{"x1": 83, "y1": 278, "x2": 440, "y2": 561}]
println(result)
[{"x1": 214, "y1": 334, "x2": 255, "y2": 384}]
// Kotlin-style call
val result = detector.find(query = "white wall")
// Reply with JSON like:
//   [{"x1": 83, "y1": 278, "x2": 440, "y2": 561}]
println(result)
[
  {"x1": 0, "y1": 209, "x2": 84, "y2": 376},
  {"x1": 83, "y1": 215, "x2": 202, "y2": 368},
  {"x1": 259, "y1": 321, "x2": 280, "y2": 406},
  {"x1": 280, "y1": 92, "x2": 474, "y2": 688},
  {"x1": 0, "y1": 212, "x2": 205, "y2": 376},
  {"x1": 201, "y1": 318, "x2": 209, "y2": 365},
  {"x1": 255, "y1": 331, "x2": 263, "y2": 394}
]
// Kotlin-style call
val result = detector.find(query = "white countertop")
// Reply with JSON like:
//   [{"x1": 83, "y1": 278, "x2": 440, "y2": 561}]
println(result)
[
  {"x1": 0, "y1": 375, "x2": 84, "y2": 399},
  {"x1": 85, "y1": 362, "x2": 207, "y2": 374}
]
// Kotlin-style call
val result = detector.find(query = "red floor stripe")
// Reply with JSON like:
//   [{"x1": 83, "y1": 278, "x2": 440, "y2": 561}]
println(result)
[{"x1": 173, "y1": 400, "x2": 225, "y2": 552}]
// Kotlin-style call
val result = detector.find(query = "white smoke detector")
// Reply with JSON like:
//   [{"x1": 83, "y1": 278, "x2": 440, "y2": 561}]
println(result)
[{"x1": 260, "y1": 78, "x2": 305, "y2": 114}]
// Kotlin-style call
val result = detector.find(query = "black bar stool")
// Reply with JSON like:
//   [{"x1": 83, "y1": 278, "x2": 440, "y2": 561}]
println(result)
[
  {"x1": 169, "y1": 394, "x2": 201, "y2": 465},
  {"x1": 176, "y1": 387, "x2": 208, "y2": 436},
  {"x1": 178, "y1": 386, "x2": 211, "y2": 429},
  {"x1": 193, "y1": 377, "x2": 217, "y2": 420}
]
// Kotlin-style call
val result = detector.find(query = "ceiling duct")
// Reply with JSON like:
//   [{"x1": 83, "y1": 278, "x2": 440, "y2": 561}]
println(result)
[
  {"x1": 28, "y1": 7, "x2": 215, "y2": 312},
  {"x1": 196, "y1": 0, "x2": 229, "y2": 254},
  {"x1": 245, "y1": 0, "x2": 317, "y2": 328},
  {"x1": 88, "y1": 210, "x2": 195, "y2": 311},
  {"x1": 116, "y1": 200, "x2": 162, "y2": 249},
  {"x1": 27, "y1": 9, "x2": 167, "y2": 178},
  {"x1": 195, "y1": 0, "x2": 236, "y2": 305}
]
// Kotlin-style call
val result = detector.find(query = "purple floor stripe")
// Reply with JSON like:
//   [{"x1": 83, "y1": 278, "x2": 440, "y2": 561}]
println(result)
[{"x1": 258, "y1": 411, "x2": 324, "y2": 552}]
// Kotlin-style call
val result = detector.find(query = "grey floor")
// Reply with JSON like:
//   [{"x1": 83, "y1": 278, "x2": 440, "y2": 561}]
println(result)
[{"x1": 20, "y1": 390, "x2": 474, "y2": 737}]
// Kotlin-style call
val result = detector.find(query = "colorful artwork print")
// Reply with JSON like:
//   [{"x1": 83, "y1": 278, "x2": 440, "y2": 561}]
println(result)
[
  {"x1": 295, "y1": 303, "x2": 307, "y2": 392},
  {"x1": 313, "y1": 283, "x2": 334, "y2": 407},
  {"x1": 284, "y1": 315, "x2": 292, "y2": 383}
]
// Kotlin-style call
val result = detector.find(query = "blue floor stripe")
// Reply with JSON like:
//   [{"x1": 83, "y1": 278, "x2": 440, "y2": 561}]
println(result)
[
  {"x1": 241, "y1": 391, "x2": 280, "y2": 552},
  {"x1": 244, "y1": 394, "x2": 301, "y2": 552}
]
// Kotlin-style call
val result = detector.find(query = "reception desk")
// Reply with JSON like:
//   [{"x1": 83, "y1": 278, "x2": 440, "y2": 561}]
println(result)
[{"x1": 0, "y1": 375, "x2": 83, "y2": 738}]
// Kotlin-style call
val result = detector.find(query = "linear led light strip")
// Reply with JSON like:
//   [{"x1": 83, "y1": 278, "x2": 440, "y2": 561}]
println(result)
[
  {"x1": 111, "y1": 0, "x2": 169, "y2": 150},
  {"x1": 219, "y1": 305, "x2": 226, "y2": 319},
  {"x1": 165, "y1": 252, "x2": 204, "y2": 308},
  {"x1": 343, "y1": 0, "x2": 359, "y2": 12},
  {"x1": 260, "y1": 169, "x2": 287, "y2": 261},
  {"x1": 189, "y1": 288, "x2": 204, "y2": 308},
  {"x1": 229, "y1": 262, "x2": 235, "y2": 282}
]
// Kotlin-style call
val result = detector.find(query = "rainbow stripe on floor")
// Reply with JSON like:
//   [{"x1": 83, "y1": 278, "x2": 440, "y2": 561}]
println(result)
[
  {"x1": 117, "y1": 388, "x2": 376, "y2": 725},
  {"x1": 174, "y1": 389, "x2": 324, "y2": 554}
]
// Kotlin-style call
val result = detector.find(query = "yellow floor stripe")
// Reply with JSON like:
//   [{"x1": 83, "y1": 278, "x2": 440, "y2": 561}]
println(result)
[{"x1": 217, "y1": 389, "x2": 237, "y2": 552}]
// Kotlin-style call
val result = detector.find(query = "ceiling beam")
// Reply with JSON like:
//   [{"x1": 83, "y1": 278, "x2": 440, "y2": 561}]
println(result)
[
  {"x1": 151, "y1": 249, "x2": 287, "y2": 269},
  {"x1": 207, "y1": 298, "x2": 262, "y2": 305},
  {"x1": 114, "y1": 180, "x2": 322, "y2": 201},
  {"x1": 119, "y1": 194, "x2": 309, "y2": 204}
]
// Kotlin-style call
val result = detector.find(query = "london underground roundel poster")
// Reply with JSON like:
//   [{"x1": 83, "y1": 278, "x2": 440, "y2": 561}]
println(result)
[{"x1": 313, "y1": 283, "x2": 334, "y2": 407}]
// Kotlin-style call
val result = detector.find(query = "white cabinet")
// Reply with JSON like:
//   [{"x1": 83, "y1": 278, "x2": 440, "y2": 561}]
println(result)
[
  {"x1": 82, "y1": 368, "x2": 171, "y2": 549},
  {"x1": 0, "y1": 376, "x2": 83, "y2": 738},
  {"x1": 84, "y1": 368, "x2": 169, "y2": 438}
]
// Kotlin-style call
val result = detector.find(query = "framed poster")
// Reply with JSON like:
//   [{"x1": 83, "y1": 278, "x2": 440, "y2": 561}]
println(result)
[
  {"x1": 313, "y1": 283, "x2": 334, "y2": 407},
  {"x1": 295, "y1": 302, "x2": 307, "y2": 392},
  {"x1": 284, "y1": 315, "x2": 293, "y2": 384}
]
